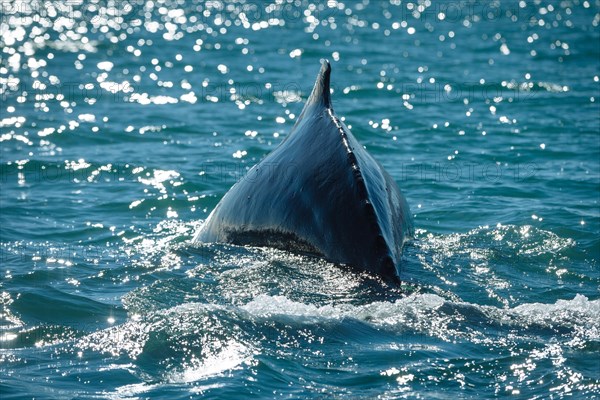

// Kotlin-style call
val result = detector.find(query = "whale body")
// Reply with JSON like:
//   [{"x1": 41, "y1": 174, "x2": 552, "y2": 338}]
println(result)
[{"x1": 194, "y1": 61, "x2": 413, "y2": 280}]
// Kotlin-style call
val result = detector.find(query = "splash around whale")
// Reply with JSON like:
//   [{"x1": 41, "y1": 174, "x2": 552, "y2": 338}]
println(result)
[{"x1": 194, "y1": 60, "x2": 413, "y2": 281}]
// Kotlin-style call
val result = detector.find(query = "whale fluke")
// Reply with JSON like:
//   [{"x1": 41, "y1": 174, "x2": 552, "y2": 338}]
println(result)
[{"x1": 194, "y1": 60, "x2": 413, "y2": 280}]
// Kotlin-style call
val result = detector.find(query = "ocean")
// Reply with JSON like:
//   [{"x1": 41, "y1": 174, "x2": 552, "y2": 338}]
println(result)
[{"x1": 1, "y1": 0, "x2": 599, "y2": 398}]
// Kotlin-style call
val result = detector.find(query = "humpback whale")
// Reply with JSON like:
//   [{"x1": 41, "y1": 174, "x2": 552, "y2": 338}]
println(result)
[{"x1": 194, "y1": 60, "x2": 413, "y2": 280}]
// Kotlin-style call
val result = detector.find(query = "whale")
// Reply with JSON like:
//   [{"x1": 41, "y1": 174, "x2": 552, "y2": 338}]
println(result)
[{"x1": 194, "y1": 60, "x2": 413, "y2": 280}]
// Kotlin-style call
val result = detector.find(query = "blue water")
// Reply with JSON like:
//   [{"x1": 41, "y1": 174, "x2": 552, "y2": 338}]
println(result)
[{"x1": 1, "y1": 1, "x2": 599, "y2": 398}]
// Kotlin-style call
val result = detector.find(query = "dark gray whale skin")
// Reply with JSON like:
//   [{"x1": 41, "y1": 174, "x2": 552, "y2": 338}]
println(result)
[{"x1": 194, "y1": 60, "x2": 413, "y2": 280}]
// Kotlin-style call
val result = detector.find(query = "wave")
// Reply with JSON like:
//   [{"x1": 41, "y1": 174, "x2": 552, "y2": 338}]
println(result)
[
  {"x1": 71, "y1": 292, "x2": 599, "y2": 386},
  {"x1": 241, "y1": 292, "x2": 600, "y2": 342}
]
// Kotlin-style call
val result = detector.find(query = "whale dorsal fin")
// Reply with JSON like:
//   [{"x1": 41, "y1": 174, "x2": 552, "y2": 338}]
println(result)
[
  {"x1": 195, "y1": 60, "x2": 413, "y2": 280},
  {"x1": 305, "y1": 60, "x2": 332, "y2": 109}
]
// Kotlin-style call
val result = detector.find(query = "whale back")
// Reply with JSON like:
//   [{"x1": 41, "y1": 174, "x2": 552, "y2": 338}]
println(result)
[{"x1": 195, "y1": 61, "x2": 413, "y2": 279}]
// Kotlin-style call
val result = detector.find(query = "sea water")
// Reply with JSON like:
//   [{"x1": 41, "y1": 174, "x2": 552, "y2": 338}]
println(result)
[{"x1": 1, "y1": 1, "x2": 599, "y2": 398}]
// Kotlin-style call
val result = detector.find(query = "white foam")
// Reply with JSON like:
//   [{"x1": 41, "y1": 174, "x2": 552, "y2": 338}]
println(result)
[
  {"x1": 241, "y1": 293, "x2": 446, "y2": 326},
  {"x1": 507, "y1": 294, "x2": 600, "y2": 327},
  {"x1": 512, "y1": 294, "x2": 599, "y2": 315},
  {"x1": 107, "y1": 382, "x2": 162, "y2": 399},
  {"x1": 167, "y1": 340, "x2": 253, "y2": 384},
  {"x1": 242, "y1": 292, "x2": 599, "y2": 339}
]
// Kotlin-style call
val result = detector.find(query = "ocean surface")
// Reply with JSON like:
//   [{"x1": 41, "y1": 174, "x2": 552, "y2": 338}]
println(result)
[{"x1": 1, "y1": 1, "x2": 599, "y2": 398}]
